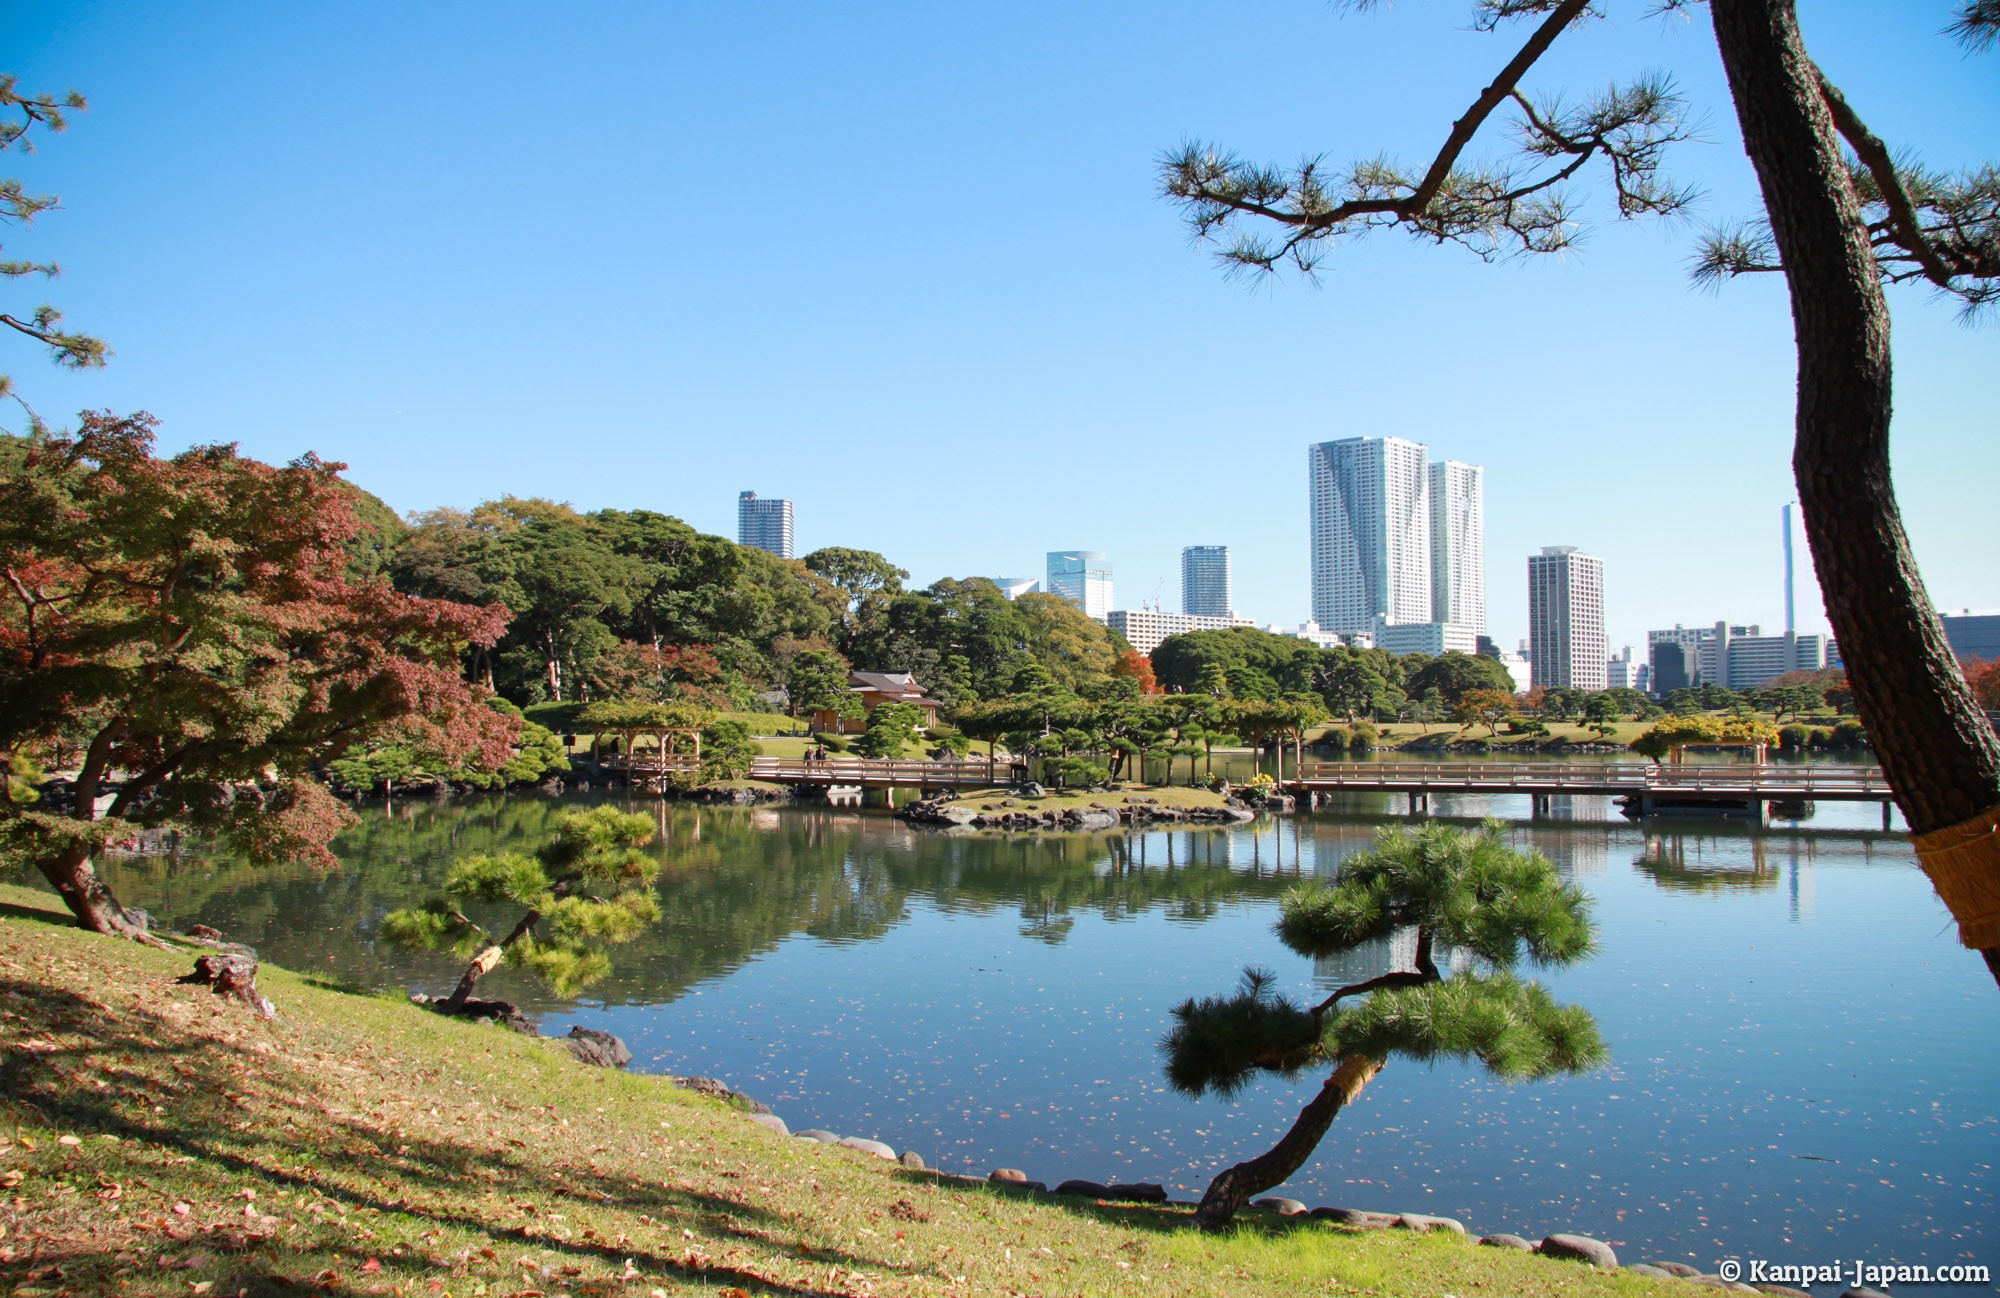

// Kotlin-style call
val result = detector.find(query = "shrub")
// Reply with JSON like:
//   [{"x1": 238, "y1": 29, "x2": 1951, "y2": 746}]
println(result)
[
  {"x1": 1317, "y1": 726, "x2": 1350, "y2": 755},
  {"x1": 1777, "y1": 724, "x2": 1811, "y2": 751},
  {"x1": 1830, "y1": 719, "x2": 1870, "y2": 749},
  {"x1": 1348, "y1": 722, "x2": 1379, "y2": 753},
  {"x1": 1042, "y1": 756, "x2": 1110, "y2": 789}
]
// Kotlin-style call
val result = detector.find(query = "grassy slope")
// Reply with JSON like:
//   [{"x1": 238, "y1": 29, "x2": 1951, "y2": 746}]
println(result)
[{"x1": 0, "y1": 886, "x2": 1677, "y2": 1298}]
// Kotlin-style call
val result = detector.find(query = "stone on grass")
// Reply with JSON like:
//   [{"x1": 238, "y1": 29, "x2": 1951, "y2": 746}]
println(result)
[
  {"x1": 746, "y1": 1113, "x2": 789, "y2": 1137},
  {"x1": 1539, "y1": 1234, "x2": 1618, "y2": 1267},
  {"x1": 989, "y1": 1168, "x2": 1030, "y2": 1183},
  {"x1": 838, "y1": 1136, "x2": 897, "y2": 1160},
  {"x1": 796, "y1": 1129, "x2": 841, "y2": 1143},
  {"x1": 1625, "y1": 1263, "x2": 1676, "y2": 1279},
  {"x1": 1479, "y1": 1235, "x2": 1534, "y2": 1251},
  {"x1": 1054, "y1": 1179, "x2": 1110, "y2": 1199},
  {"x1": 1252, "y1": 1197, "x2": 1309, "y2": 1216},
  {"x1": 1395, "y1": 1214, "x2": 1466, "y2": 1235},
  {"x1": 1648, "y1": 1262, "x2": 1702, "y2": 1278},
  {"x1": 899, "y1": 1150, "x2": 926, "y2": 1171},
  {"x1": 562, "y1": 1026, "x2": 631, "y2": 1068},
  {"x1": 1311, "y1": 1207, "x2": 1394, "y2": 1228}
]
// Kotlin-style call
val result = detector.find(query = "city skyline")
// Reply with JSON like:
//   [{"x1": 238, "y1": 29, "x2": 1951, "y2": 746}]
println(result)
[{"x1": 12, "y1": 4, "x2": 1993, "y2": 651}]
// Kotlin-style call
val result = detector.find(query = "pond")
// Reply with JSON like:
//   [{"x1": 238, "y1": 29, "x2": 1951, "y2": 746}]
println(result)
[{"x1": 80, "y1": 789, "x2": 1996, "y2": 1294}]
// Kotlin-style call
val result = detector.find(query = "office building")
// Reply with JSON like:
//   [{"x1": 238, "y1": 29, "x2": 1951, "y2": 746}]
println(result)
[
  {"x1": 1649, "y1": 640, "x2": 1699, "y2": 695},
  {"x1": 1181, "y1": 545, "x2": 1232, "y2": 618},
  {"x1": 1645, "y1": 621, "x2": 1826, "y2": 691},
  {"x1": 1607, "y1": 646, "x2": 1649, "y2": 693},
  {"x1": 1528, "y1": 546, "x2": 1607, "y2": 691},
  {"x1": 989, "y1": 577, "x2": 1040, "y2": 600},
  {"x1": 1046, "y1": 550, "x2": 1113, "y2": 621},
  {"x1": 1309, "y1": 437, "x2": 1432, "y2": 634},
  {"x1": 1106, "y1": 609, "x2": 1256, "y2": 656},
  {"x1": 1942, "y1": 610, "x2": 2000, "y2": 662},
  {"x1": 736, "y1": 491, "x2": 794, "y2": 559},
  {"x1": 1429, "y1": 460, "x2": 1486, "y2": 634}
]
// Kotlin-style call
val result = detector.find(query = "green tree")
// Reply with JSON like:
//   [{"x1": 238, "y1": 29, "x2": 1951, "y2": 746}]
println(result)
[
  {"x1": 854, "y1": 701, "x2": 926, "y2": 759},
  {"x1": 802, "y1": 546, "x2": 908, "y2": 642},
  {"x1": 1161, "y1": 0, "x2": 2000, "y2": 974},
  {"x1": 0, "y1": 414, "x2": 514, "y2": 937},
  {"x1": 1402, "y1": 652, "x2": 1515, "y2": 707},
  {"x1": 382, "y1": 806, "x2": 661, "y2": 1008},
  {"x1": 1164, "y1": 823, "x2": 1601, "y2": 1230},
  {"x1": 1582, "y1": 692, "x2": 1622, "y2": 738},
  {"x1": 786, "y1": 648, "x2": 853, "y2": 719},
  {"x1": 2, "y1": 77, "x2": 105, "y2": 411}
]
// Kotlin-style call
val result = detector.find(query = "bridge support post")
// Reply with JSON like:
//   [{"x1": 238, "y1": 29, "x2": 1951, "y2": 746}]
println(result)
[
  {"x1": 863, "y1": 786, "x2": 893, "y2": 809},
  {"x1": 1407, "y1": 791, "x2": 1427, "y2": 816},
  {"x1": 1883, "y1": 800, "x2": 1894, "y2": 832},
  {"x1": 1531, "y1": 793, "x2": 1550, "y2": 818}
]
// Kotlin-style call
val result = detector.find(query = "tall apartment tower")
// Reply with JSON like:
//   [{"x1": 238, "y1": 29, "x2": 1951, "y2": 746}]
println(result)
[
  {"x1": 1429, "y1": 460, "x2": 1486, "y2": 634},
  {"x1": 1528, "y1": 546, "x2": 1607, "y2": 691},
  {"x1": 736, "y1": 490, "x2": 794, "y2": 559},
  {"x1": 1046, "y1": 550, "x2": 1114, "y2": 621},
  {"x1": 1181, "y1": 545, "x2": 1232, "y2": 618},
  {"x1": 1308, "y1": 437, "x2": 1431, "y2": 635}
]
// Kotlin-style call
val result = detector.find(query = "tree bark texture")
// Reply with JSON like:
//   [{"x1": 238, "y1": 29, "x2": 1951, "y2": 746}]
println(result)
[
  {"x1": 1710, "y1": 0, "x2": 2000, "y2": 957},
  {"x1": 1192, "y1": 1054, "x2": 1382, "y2": 1231}
]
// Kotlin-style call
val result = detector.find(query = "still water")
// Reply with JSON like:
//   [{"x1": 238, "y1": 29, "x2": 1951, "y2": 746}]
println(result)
[{"x1": 87, "y1": 791, "x2": 1996, "y2": 1293}]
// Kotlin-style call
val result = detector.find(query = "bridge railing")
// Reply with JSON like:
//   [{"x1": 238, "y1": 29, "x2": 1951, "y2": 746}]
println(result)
[
  {"x1": 594, "y1": 754, "x2": 1000, "y2": 785},
  {"x1": 1295, "y1": 761, "x2": 1890, "y2": 792}
]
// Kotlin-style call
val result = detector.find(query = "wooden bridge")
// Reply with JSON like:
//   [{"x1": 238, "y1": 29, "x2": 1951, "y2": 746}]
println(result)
[
  {"x1": 593, "y1": 753, "x2": 1897, "y2": 822},
  {"x1": 594, "y1": 753, "x2": 1003, "y2": 792},
  {"x1": 1294, "y1": 761, "x2": 1897, "y2": 823}
]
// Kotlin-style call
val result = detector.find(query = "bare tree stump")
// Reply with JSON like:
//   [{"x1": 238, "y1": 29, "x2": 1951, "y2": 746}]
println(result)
[{"x1": 177, "y1": 952, "x2": 275, "y2": 1019}]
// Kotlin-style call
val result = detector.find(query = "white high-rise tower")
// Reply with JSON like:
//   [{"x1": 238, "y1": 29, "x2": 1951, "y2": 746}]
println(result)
[
  {"x1": 1308, "y1": 437, "x2": 1431, "y2": 635},
  {"x1": 1528, "y1": 546, "x2": 1607, "y2": 691},
  {"x1": 1429, "y1": 460, "x2": 1486, "y2": 635}
]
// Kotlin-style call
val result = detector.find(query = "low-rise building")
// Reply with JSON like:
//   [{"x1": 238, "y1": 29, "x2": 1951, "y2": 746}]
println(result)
[
  {"x1": 1370, "y1": 617, "x2": 1480, "y2": 658},
  {"x1": 1107, "y1": 608, "x2": 1257, "y2": 656}
]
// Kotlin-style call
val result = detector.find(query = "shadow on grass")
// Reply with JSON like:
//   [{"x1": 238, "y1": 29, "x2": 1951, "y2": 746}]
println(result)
[{"x1": 0, "y1": 975, "x2": 927, "y2": 1297}]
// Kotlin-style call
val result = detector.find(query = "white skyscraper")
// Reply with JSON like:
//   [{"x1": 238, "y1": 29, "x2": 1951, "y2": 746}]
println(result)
[
  {"x1": 736, "y1": 490, "x2": 794, "y2": 559},
  {"x1": 1528, "y1": 546, "x2": 1607, "y2": 691},
  {"x1": 1429, "y1": 460, "x2": 1486, "y2": 635},
  {"x1": 1308, "y1": 437, "x2": 1431, "y2": 635},
  {"x1": 1181, "y1": 545, "x2": 1232, "y2": 618},
  {"x1": 1046, "y1": 550, "x2": 1113, "y2": 621}
]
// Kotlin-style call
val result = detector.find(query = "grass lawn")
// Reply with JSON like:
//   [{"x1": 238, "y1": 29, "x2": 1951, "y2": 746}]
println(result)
[{"x1": 0, "y1": 885, "x2": 1683, "y2": 1297}]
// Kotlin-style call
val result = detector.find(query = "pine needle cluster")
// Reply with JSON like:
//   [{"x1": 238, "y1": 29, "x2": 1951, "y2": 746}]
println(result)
[
  {"x1": 1161, "y1": 823, "x2": 1601, "y2": 1098},
  {"x1": 382, "y1": 805, "x2": 661, "y2": 1002}
]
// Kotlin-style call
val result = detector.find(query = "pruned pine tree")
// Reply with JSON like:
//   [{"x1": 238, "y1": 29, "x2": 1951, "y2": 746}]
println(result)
[
  {"x1": 1162, "y1": 823, "x2": 1602, "y2": 1231},
  {"x1": 1162, "y1": 0, "x2": 2000, "y2": 983},
  {"x1": 383, "y1": 806, "x2": 661, "y2": 1010}
]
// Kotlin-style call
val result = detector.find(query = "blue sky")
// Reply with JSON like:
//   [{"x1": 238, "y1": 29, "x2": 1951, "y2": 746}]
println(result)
[{"x1": 8, "y1": 1, "x2": 1996, "y2": 652}]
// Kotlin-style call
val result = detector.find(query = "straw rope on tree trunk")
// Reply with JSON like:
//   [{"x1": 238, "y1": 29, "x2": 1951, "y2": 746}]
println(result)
[{"x1": 1909, "y1": 804, "x2": 2000, "y2": 950}]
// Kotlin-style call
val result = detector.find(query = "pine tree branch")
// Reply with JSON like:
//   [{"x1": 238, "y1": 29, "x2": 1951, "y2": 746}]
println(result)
[{"x1": 1811, "y1": 65, "x2": 1957, "y2": 289}]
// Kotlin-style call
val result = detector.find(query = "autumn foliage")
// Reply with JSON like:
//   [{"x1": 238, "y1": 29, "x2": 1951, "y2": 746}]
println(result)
[{"x1": 0, "y1": 412, "x2": 514, "y2": 934}]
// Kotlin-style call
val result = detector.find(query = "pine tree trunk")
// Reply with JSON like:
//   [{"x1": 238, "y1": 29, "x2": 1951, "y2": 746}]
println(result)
[
  {"x1": 442, "y1": 910, "x2": 540, "y2": 1011},
  {"x1": 1192, "y1": 1055, "x2": 1383, "y2": 1231},
  {"x1": 1711, "y1": 0, "x2": 2000, "y2": 973},
  {"x1": 37, "y1": 842, "x2": 156, "y2": 942}
]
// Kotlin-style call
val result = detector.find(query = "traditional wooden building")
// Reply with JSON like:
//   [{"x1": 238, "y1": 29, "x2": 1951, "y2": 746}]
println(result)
[{"x1": 811, "y1": 671, "x2": 944, "y2": 735}]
